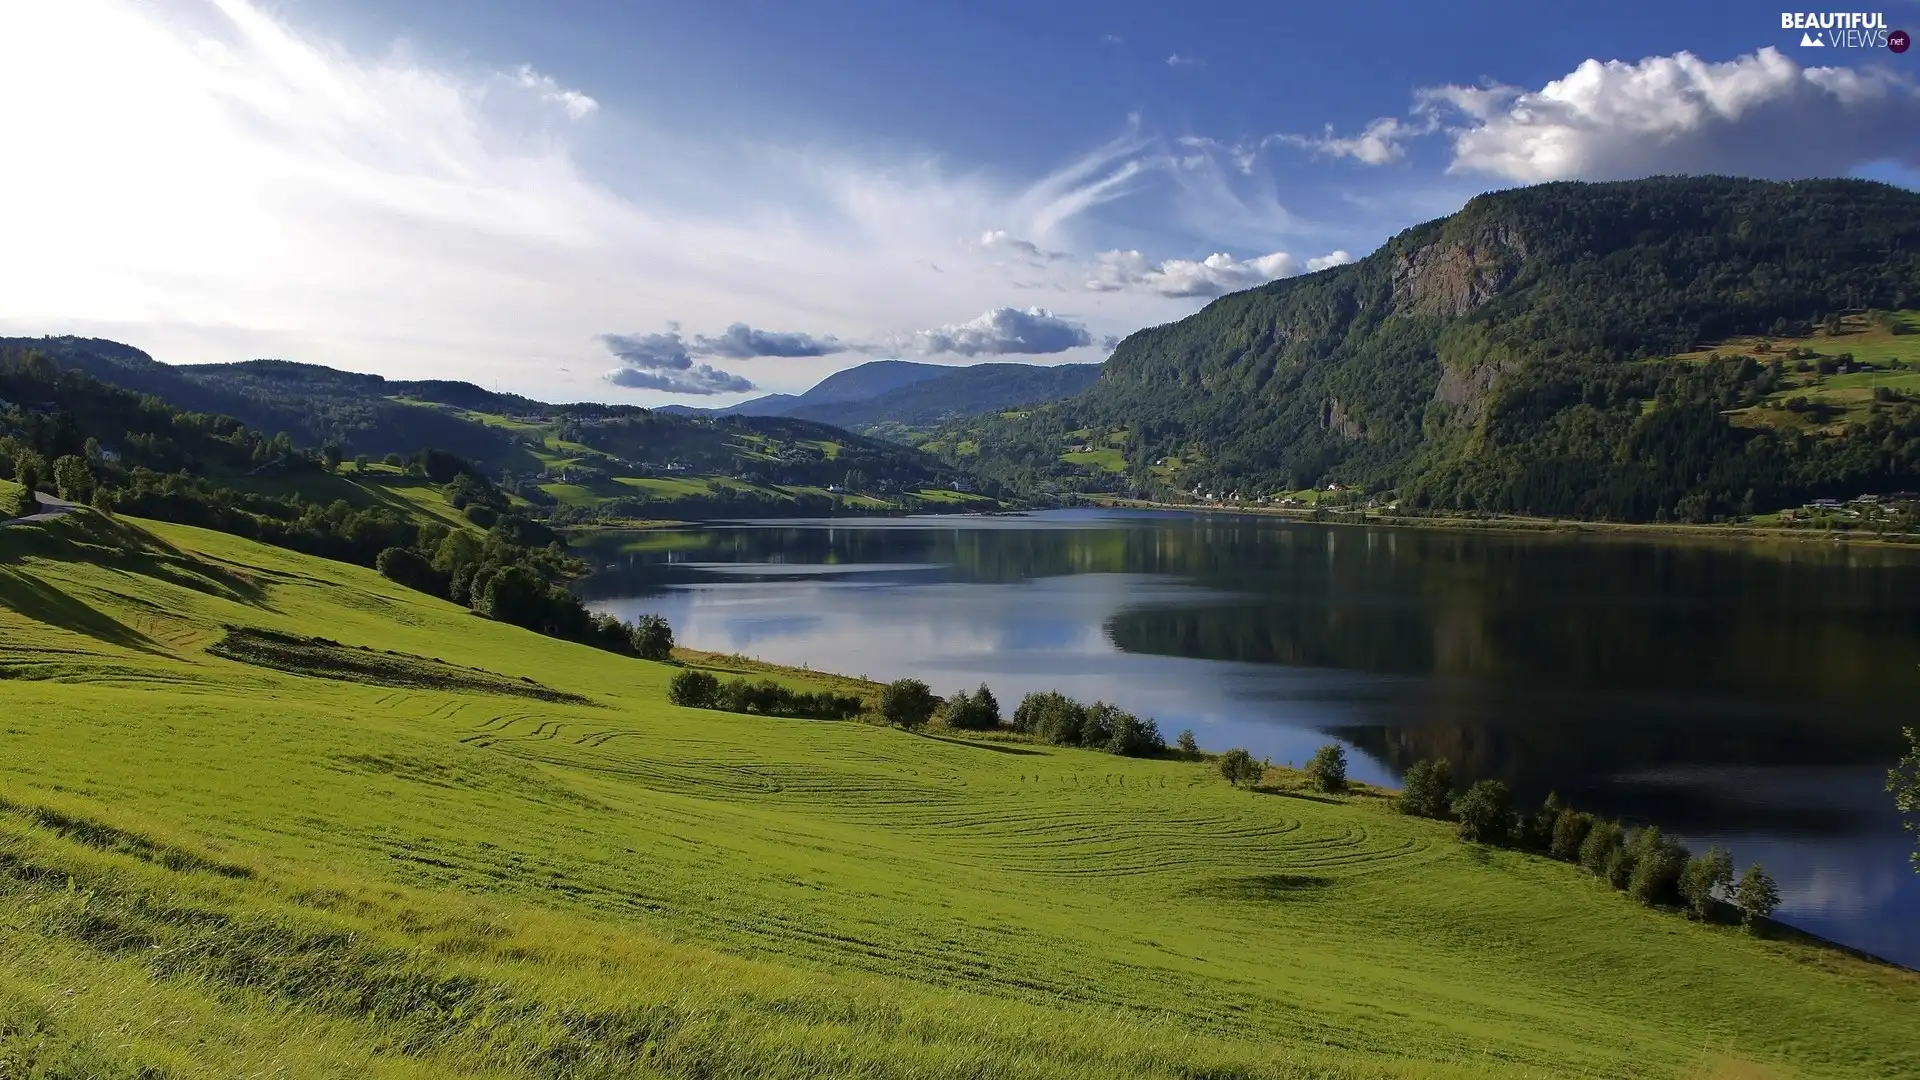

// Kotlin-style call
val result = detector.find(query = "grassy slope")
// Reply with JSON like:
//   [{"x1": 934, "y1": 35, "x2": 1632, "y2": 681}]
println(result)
[{"x1": 0, "y1": 513, "x2": 1915, "y2": 1079}]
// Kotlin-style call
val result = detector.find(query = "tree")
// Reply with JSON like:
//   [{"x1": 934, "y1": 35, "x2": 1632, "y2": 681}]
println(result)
[
  {"x1": 1734, "y1": 864, "x2": 1781, "y2": 931},
  {"x1": 1305, "y1": 744, "x2": 1348, "y2": 794},
  {"x1": 628, "y1": 614, "x2": 674, "y2": 661},
  {"x1": 1218, "y1": 748, "x2": 1262, "y2": 788},
  {"x1": 1680, "y1": 847, "x2": 1734, "y2": 920},
  {"x1": 353, "y1": 453, "x2": 371, "y2": 472},
  {"x1": 1625, "y1": 827, "x2": 1689, "y2": 907},
  {"x1": 943, "y1": 684, "x2": 1000, "y2": 730},
  {"x1": 375, "y1": 546, "x2": 448, "y2": 596},
  {"x1": 1395, "y1": 758, "x2": 1453, "y2": 819},
  {"x1": 879, "y1": 678, "x2": 937, "y2": 729},
  {"x1": 1550, "y1": 808, "x2": 1594, "y2": 862},
  {"x1": 1527, "y1": 792, "x2": 1565, "y2": 851},
  {"x1": 1892, "y1": 727, "x2": 1919, "y2": 873},
  {"x1": 1176, "y1": 729, "x2": 1198, "y2": 755},
  {"x1": 1452, "y1": 780, "x2": 1513, "y2": 844},
  {"x1": 1578, "y1": 820, "x2": 1625, "y2": 878},
  {"x1": 475, "y1": 565, "x2": 554, "y2": 630},
  {"x1": 667, "y1": 670, "x2": 719, "y2": 709},
  {"x1": 11, "y1": 458, "x2": 41, "y2": 517},
  {"x1": 320, "y1": 442, "x2": 344, "y2": 472},
  {"x1": 51, "y1": 455, "x2": 92, "y2": 502},
  {"x1": 1104, "y1": 711, "x2": 1164, "y2": 757}
]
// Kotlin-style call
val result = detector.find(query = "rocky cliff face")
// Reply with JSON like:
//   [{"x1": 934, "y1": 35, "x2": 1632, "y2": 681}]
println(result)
[{"x1": 1390, "y1": 223, "x2": 1529, "y2": 319}]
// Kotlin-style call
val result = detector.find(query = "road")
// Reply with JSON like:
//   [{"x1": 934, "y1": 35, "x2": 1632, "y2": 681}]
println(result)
[{"x1": 0, "y1": 493, "x2": 80, "y2": 528}]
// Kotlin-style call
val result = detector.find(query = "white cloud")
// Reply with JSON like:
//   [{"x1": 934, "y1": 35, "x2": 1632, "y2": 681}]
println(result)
[
  {"x1": 908, "y1": 308, "x2": 1102, "y2": 356},
  {"x1": 1166, "y1": 54, "x2": 1205, "y2": 69},
  {"x1": 511, "y1": 63, "x2": 598, "y2": 119},
  {"x1": 1086, "y1": 248, "x2": 1352, "y2": 299},
  {"x1": 1439, "y1": 48, "x2": 1920, "y2": 182},
  {"x1": 1279, "y1": 118, "x2": 1420, "y2": 166},
  {"x1": 1293, "y1": 48, "x2": 1920, "y2": 183},
  {"x1": 599, "y1": 330, "x2": 755, "y2": 394}
]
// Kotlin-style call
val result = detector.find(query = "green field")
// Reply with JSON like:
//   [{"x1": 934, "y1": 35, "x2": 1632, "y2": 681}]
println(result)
[{"x1": 0, "y1": 511, "x2": 1915, "y2": 1078}]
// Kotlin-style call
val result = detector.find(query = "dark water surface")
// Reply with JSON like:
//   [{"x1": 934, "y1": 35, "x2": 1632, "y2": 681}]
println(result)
[{"x1": 576, "y1": 509, "x2": 1920, "y2": 967}]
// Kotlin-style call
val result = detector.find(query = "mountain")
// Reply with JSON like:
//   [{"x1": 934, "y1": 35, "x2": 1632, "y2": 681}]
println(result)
[
  {"x1": 662, "y1": 359, "x2": 1096, "y2": 433},
  {"x1": 946, "y1": 177, "x2": 1920, "y2": 521},
  {"x1": 786, "y1": 362, "x2": 1101, "y2": 429}
]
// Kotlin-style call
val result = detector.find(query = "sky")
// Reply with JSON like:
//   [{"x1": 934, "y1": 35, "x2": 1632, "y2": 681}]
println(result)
[{"x1": 1, "y1": 1, "x2": 1916, "y2": 405}]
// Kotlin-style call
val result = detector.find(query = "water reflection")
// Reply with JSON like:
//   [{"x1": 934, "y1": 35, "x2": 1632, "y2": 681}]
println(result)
[{"x1": 576, "y1": 509, "x2": 1920, "y2": 967}]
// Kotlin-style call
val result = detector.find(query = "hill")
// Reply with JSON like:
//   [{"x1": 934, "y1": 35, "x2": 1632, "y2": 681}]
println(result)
[
  {"x1": 0, "y1": 507, "x2": 1913, "y2": 1078},
  {"x1": 787, "y1": 362, "x2": 1102, "y2": 430},
  {"x1": 665, "y1": 359, "x2": 1100, "y2": 435},
  {"x1": 943, "y1": 177, "x2": 1920, "y2": 521},
  {"x1": 3, "y1": 340, "x2": 988, "y2": 518}
]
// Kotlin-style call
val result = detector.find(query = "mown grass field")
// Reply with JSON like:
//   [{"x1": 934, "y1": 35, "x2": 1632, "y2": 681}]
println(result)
[{"x1": 0, "y1": 510, "x2": 1916, "y2": 1078}]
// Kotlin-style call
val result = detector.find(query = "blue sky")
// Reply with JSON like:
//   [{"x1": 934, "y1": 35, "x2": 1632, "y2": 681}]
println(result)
[{"x1": 1, "y1": 1, "x2": 1915, "y2": 403}]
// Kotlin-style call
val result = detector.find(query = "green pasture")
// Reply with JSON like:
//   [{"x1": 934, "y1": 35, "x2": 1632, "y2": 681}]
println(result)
[{"x1": 0, "y1": 511, "x2": 1913, "y2": 1078}]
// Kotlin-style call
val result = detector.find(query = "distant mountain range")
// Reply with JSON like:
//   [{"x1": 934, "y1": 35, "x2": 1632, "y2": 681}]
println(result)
[{"x1": 660, "y1": 359, "x2": 1101, "y2": 431}]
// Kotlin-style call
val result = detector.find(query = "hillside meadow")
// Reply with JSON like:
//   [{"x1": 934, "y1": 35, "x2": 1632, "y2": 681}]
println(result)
[{"x1": 0, "y1": 509, "x2": 1915, "y2": 1079}]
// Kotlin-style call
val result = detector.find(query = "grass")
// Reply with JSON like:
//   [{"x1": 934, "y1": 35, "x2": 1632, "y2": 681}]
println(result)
[
  {"x1": 1061, "y1": 447, "x2": 1127, "y2": 473},
  {"x1": 0, "y1": 510, "x2": 1915, "y2": 1078}
]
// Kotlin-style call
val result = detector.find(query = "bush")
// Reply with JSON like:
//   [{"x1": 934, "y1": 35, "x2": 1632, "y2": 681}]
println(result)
[
  {"x1": 1011, "y1": 691, "x2": 1085, "y2": 744},
  {"x1": 1452, "y1": 780, "x2": 1512, "y2": 844},
  {"x1": 1578, "y1": 820, "x2": 1625, "y2": 878},
  {"x1": 1395, "y1": 758, "x2": 1453, "y2": 819},
  {"x1": 628, "y1": 614, "x2": 674, "y2": 661},
  {"x1": 1176, "y1": 729, "x2": 1198, "y2": 755},
  {"x1": 1104, "y1": 711, "x2": 1164, "y2": 757},
  {"x1": 9, "y1": 483, "x2": 34, "y2": 518},
  {"x1": 1624, "y1": 827, "x2": 1689, "y2": 907},
  {"x1": 1680, "y1": 847, "x2": 1733, "y2": 920},
  {"x1": 668, "y1": 670, "x2": 719, "y2": 708},
  {"x1": 1526, "y1": 793, "x2": 1564, "y2": 851},
  {"x1": 1735, "y1": 864, "x2": 1780, "y2": 931},
  {"x1": 1550, "y1": 808, "x2": 1594, "y2": 862},
  {"x1": 880, "y1": 678, "x2": 938, "y2": 729},
  {"x1": 375, "y1": 546, "x2": 448, "y2": 595},
  {"x1": 943, "y1": 684, "x2": 1001, "y2": 730},
  {"x1": 1218, "y1": 748, "x2": 1262, "y2": 788},
  {"x1": 1305, "y1": 744, "x2": 1348, "y2": 794}
]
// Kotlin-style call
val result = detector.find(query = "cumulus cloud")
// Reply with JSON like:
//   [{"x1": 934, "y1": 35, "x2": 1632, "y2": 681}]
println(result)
[
  {"x1": 1291, "y1": 48, "x2": 1920, "y2": 182},
  {"x1": 690, "y1": 322, "x2": 845, "y2": 358},
  {"x1": 600, "y1": 330, "x2": 755, "y2": 394},
  {"x1": 1438, "y1": 48, "x2": 1920, "y2": 182},
  {"x1": 1086, "y1": 248, "x2": 1352, "y2": 298},
  {"x1": 908, "y1": 307, "x2": 1102, "y2": 357}
]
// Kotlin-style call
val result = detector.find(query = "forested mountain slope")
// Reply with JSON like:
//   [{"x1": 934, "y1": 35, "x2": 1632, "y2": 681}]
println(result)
[{"x1": 947, "y1": 177, "x2": 1920, "y2": 521}]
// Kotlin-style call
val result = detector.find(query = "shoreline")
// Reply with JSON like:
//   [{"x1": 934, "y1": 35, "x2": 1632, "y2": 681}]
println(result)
[{"x1": 1082, "y1": 496, "x2": 1920, "y2": 549}]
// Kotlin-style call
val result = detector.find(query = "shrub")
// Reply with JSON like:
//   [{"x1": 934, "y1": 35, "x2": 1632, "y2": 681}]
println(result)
[
  {"x1": 880, "y1": 678, "x2": 937, "y2": 729},
  {"x1": 668, "y1": 670, "x2": 719, "y2": 709},
  {"x1": 1578, "y1": 820, "x2": 1625, "y2": 878},
  {"x1": 1176, "y1": 729, "x2": 1198, "y2": 755},
  {"x1": 1735, "y1": 864, "x2": 1780, "y2": 931},
  {"x1": 375, "y1": 546, "x2": 447, "y2": 595},
  {"x1": 628, "y1": 614, "x2": 674, "y2": 661},
  {"x1": 1305, "y1": 744, "x2": 1349, "y2": 793},
  {"x1": 1105, "y1": 711, "x2": 1164, "y2": 757},
  {"x1": 1624, "y1": 827, "x2": 1689, "y2": 907},
  {"x1": 1550, "y1": 808, "x2": 1594, "y2": 862},
  {"x1": 1012, "y1": 691, "x2": 1088, "y2": 746},
  {"x1": 1680, "y1": 847, "x2": 1734, "y2": 920},
  {"x1": 51, "y1": 454, "x2": 92, "y2": 502},
  {"x1": 1218, "y1": 748, "x2": 1262, "y2": 788},
  {"x1": 1395, "y1": 758, "x2": 1452, "y2": 819},
  {"x1": 943, "y1": 684, "x2": 1001, "y2": 730},
  {"x1": 9, "y1": 483, "x2": 34, "y2": 518},
  {"x1": 1452, "y1": 780, "x2": 1512, "y2": 844},
  {"x1": 1527, "y1": 793, "x2": 1565, "y2": 851}
]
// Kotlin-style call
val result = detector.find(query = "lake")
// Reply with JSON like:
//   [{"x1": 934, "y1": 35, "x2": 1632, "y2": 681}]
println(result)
[{"x1": 575, "y1": 509, "x2": 1920, "y2": 968}]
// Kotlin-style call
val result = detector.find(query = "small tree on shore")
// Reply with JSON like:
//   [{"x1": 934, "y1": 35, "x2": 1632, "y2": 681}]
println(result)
[
  {"x1": 1734, "y1": 864, "x2": 1780, "y2": 931},
  {"x1": 1892, "y1": 727, "x2": 1919, "y2": 873},
  {"x1": 1395, "y1": 758, "x2": 1453, "y2": 819},
  {"x1": 1578, "y1": 820, "x2": 1625, "y2": 879},
  {"x1": 1679, "y1": 847, "x2": 1734, "y2": 920},
  {"x1": 1218, "y1": 748, "x2": 1261, "y2": 788},
  {"x1": 943, "y1": 684, "x2": 1001, "y2": 730},
  {"x1": 1452, "y1": 780, "x2": 1512, "y2": 844},
  {"x1": 628, "y1": 614, "x2": 674, "y2": 661},
  {"x1": 1305, "y1": 744, "x2": 1348, "y2": 794},
  {"x1": 880, "y1": 678, "x2": 938, "y2": 729},
  {"x1": 1176, "y1": 729, "x2": 1198, "y2": 755},
  {"x1": 668, "y1": 670, "x2": 719, "y2": 708},
  {"x1": 1550, "y1": 808, "x2": 1594, "y2": 862}
]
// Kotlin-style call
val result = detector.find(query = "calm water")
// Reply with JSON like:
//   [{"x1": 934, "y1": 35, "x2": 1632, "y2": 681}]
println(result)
[{"x1": 576, "y1": 509, "x2": 1920, "y2": 967}]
